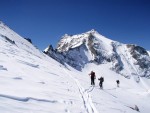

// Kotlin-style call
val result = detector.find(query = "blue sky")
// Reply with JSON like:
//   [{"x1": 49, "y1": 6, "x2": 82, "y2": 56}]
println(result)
[{"x1": 0, "y1": 0, "x2": 150, "y2": 50}]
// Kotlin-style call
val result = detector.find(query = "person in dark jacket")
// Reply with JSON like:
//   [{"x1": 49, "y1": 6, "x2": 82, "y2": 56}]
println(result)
[
  {"x1": 116, "y1": 80, "x2": 120, "y2": 87},
  {"x1": 89, "y1": 71, "x2": 96, "y2": 85},
  {"x1": 98, "y1": 77, "x2": 104, "y2": 89}
]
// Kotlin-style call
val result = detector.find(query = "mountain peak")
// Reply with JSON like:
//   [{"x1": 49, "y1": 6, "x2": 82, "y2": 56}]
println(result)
[
  {"x1": 56, "y1": 30, "x2": 114, "y2": 53},
  {"x1": 86, "y1": 29, "x2": 97, "y2": 34}
]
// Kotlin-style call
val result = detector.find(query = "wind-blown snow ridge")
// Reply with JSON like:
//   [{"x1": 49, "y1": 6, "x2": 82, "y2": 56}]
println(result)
[
  {"x1": 0, "y1": 94, "x2": 58, "y2": 103},
  {"x1": 0, "y1": 65, "x2": 7, "y2": 70},
  {"x1": 17, "y1": 60, "x2": 39, "y2": 68}
]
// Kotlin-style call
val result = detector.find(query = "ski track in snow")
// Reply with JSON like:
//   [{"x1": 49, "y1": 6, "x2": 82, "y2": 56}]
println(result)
[
  {"x1": 85, "y1": 86, "x2": 95, "y2": 93},
  {"x1": 64, "y1": 68, "x2": 99, "y2": 113}
]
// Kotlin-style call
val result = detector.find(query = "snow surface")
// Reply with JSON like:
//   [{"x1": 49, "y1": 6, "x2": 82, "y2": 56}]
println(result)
[
  {"x1": 148, "y1": 51, "x2": 150, "y2": 56},
  {"x1": 114, "y1": 44, "x2": 137, "y2": 76},
  {"x1": 0, "y1": 22, "x2": 150, "y2": 113}
]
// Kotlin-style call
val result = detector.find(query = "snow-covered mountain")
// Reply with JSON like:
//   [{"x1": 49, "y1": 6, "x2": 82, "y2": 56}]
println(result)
[
  {"x1": 44, "y1": 29, "x2": 150, "y2": 78},
  {"x1": 1, "y1": 21, "x2": 150, "y2": 113}
]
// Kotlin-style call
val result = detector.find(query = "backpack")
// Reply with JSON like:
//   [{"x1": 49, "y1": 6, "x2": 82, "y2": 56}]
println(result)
[
  {"x1": 91, "y1": 72, "x2": 95, "y2": 78},
  {"x1": 99, "y1": 77, "x2": 104, "y2": 82},
  {"x1": 116, "y1": 80, "x2": 119, "y2": 84}
]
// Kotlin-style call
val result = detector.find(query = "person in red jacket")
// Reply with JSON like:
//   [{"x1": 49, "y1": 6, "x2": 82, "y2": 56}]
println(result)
[{"x1": 89, "y1": 71, "x2": 96, "y2": 85}]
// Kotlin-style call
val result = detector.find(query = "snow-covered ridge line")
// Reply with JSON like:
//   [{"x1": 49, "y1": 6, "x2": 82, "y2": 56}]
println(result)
[{"x1": 0, "y1": 21, "x2": 44, "y2": 59}]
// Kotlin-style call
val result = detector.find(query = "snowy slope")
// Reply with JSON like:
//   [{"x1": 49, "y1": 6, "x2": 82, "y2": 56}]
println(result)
[
  {"x1": 0, "y1": 21, "x2": 42, "y2": 57},
  {"x1": 1, "y1": 21, "x2": 150, "y2": 113},
  {"x1": 75, "y1": 63, "x2": 150, "y2": 113},
  {"x1": 0, "y1": 22, "x2": 91, "y2": 113}
]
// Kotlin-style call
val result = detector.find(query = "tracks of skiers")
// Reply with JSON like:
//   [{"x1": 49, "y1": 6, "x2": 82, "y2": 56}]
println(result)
[
  {"x1": 63, "y1": 67, "x2": 140, "y2": 113},
  {"x1": 63, "y1": 68, "x2": 99, "y2": 113}
]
